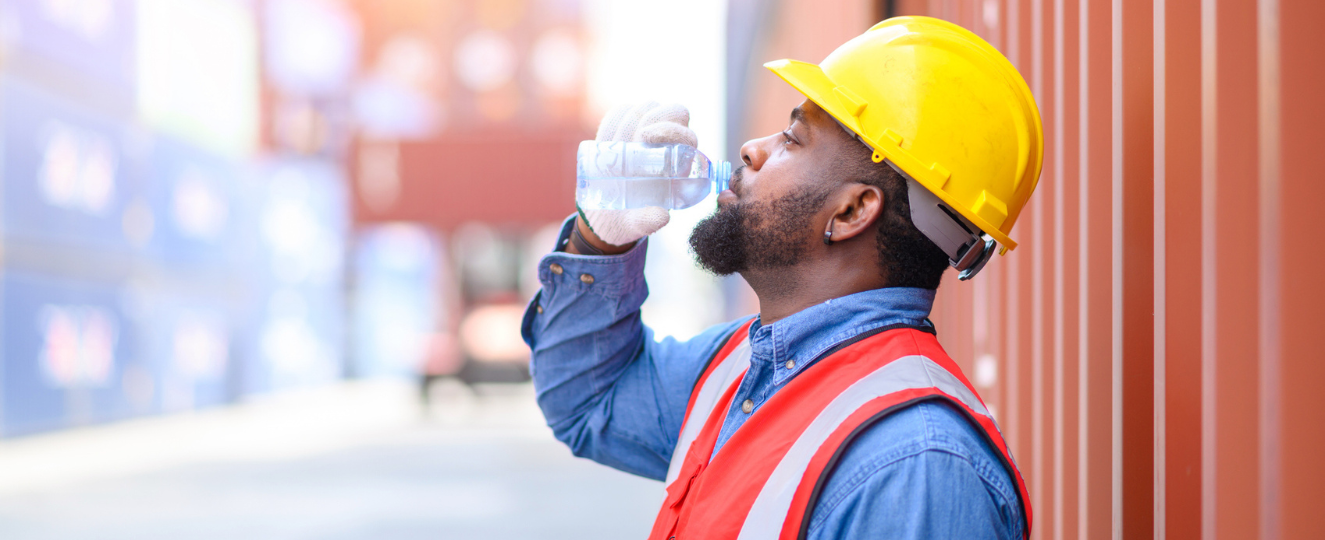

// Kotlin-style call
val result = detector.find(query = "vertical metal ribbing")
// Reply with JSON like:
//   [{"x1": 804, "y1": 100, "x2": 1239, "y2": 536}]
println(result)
[
  {"x1": 1256, "y1": 0, "x2": 1281, "y2": 538},
  {"x1": 1153, "y1": 0, "x2": 1168, "y2": 537},
  {"x1": 1076, "y1": 0, "x2": 1091, "y2": 537},
  {"x1": 1199, "y1": 0, "x2": 1218, "y2": 537},
  {"x1": 1110, "y1": 0, "x2": 1125, "y2": 535},
  {"x1": 1052, "y1": 0, "x2": 1067, "y2": 536},
  {"x1": 1030, "y1": 0, "x2": 1047, "y2": 535}
]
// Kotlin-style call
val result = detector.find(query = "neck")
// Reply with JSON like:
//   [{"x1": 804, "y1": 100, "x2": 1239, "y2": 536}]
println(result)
[{"x1": 742, "y1": 244, "x2": 889, "y2": 325}]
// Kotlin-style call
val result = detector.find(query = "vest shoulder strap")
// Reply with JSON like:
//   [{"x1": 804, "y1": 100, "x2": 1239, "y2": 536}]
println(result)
[
  {"x1": 771, "y1": 329, "x2": 1031, "y2": 540},
  {"x1": 664, "y1": 319, "x2": 755, "y2": 486}
]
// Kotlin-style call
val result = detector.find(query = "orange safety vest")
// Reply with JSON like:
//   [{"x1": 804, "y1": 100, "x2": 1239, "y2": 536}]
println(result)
[{"x1": 649, "y1": 322, "x2": 1032, "y2": 540}]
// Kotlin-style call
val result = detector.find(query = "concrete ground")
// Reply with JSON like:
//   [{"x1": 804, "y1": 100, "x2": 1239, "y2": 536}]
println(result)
[{"x1": 0, "y1": 380, "x2": 664, "y2": 540}]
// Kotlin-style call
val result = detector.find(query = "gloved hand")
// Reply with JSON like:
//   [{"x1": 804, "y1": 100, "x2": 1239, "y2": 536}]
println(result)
[{"x1": 579, "y1": 102, "x2": 699, "y2": 246}]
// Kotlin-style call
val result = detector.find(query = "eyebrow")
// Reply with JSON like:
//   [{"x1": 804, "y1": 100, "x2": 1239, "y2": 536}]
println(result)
[
  {"x1": 788, "y1": 107, "x2": 812, "y2": 141},
  {"x1": 789, "y1": 107, "x2": 807, "y2": 126}
]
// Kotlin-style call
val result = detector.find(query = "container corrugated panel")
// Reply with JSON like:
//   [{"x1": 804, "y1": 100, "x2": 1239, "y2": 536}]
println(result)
[{"x1": 731, "y1": 0, "x2": 1325, "y2": 537}]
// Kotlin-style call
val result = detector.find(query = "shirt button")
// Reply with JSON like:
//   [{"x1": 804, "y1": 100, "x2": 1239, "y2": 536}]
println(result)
[
  {"x1": 549, "y1": 263, "x2": 564, "y2": 275},
  {"x1": 536, "y1": 304, "x2": 543, "y2": 314},
  {"x1": 580, "y1": 273, "x2": 594, "y2": 284},
  {"x1": 741, "y1": 399, "x2": 753, "y2": 414},
  {"x1": 785, "y1": 360, "x2": 795, "y2": 370}
]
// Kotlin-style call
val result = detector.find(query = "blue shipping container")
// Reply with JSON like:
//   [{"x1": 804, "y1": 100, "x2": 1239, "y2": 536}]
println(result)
[
  {"x1": 0, "y1": 78, "x2": 143, "y2": 253},
  {"x1": 0, "y1": 272, "x2": 151, "y2": 437}
]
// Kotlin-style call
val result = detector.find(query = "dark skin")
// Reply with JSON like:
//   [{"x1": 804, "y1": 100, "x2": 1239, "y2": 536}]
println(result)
[{"x1": 569, "y1": 99, "x2": 889, "y2": 324}]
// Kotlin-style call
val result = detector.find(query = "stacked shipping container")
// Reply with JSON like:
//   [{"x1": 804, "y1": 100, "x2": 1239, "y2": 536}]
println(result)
[{"x1": 0, "y1": 0, "x2": 351, "y2": 436}]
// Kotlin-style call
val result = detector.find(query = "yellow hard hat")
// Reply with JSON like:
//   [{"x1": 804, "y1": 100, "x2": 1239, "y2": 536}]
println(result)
[{"x1": 766, "y1": 16, "x2": 1043, "y2": 261}]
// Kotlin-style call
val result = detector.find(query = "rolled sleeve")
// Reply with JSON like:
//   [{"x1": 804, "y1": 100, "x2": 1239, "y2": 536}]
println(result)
[
  {"x1": 522, "y1": 215, "x2": 744, "y2": 480},
  {"x1": 522, "y1": 217, "x2": 651, "y2": 355}
]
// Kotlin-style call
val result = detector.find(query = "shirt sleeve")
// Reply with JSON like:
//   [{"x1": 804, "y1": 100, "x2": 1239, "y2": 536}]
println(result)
[
  {"x1": 521, "y1": 216, "x2": 749, "y2": 481},
  {"x1": 806, "y1": 401, "x2": 1026, "y2": 540}
]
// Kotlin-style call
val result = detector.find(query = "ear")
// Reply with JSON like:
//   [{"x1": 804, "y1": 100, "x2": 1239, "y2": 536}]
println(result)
[{"x1": 826, "y1": 184, "x2": 884, "y2": 243}]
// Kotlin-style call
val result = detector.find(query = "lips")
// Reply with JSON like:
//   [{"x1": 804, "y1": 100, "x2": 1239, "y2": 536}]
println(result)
[
  {"x1": 728, "y1": 166, "x2": 746, "y2": 196},
  {"x1": 718, "y1": 167, "x2": 744, "y2": 207},
  {"x1": 717, "y1": 189, "x2": 737, "y2": 206}
]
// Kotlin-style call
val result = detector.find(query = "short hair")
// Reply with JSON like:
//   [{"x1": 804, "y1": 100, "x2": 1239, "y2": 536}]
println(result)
[{"x1": 842, "y1": 141, "x2": 951, "y2": 290}]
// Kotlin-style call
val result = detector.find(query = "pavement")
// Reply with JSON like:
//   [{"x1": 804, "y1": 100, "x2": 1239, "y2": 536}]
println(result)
[{"x1": 0, "y1": 379, "x2": 665, "y2": 540}]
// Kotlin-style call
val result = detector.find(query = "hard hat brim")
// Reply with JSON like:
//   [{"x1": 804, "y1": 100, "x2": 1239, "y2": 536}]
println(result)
[{"x1": 763, "y1": 58, "x2": 1020, "y2": 251}]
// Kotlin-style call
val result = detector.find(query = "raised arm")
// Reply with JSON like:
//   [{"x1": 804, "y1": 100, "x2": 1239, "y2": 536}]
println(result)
[{"x1": 521, "y1": 216, "x2": 748, "y2": 480}]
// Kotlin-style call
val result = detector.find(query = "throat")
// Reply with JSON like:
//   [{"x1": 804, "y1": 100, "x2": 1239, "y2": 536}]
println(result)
[
  {"x1": 743, "y1": 259, "x2": 891, "y2": 325},
  {"x1": 742, "y1": 267, "x2": 816, "y2": 325}
]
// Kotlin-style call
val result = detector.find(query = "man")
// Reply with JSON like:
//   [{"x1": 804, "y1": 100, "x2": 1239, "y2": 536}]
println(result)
[{"x1": 522, "y1": 16, "x2": 1041, "y2": 539}]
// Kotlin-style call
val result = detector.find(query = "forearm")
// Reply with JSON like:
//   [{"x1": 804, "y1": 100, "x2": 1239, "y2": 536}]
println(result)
[
  {"x1": 522, "y1": 216, "x2": 665, "y2": 477},
  {"x1": 522, "y1": 217, "x2": 749, "y2": 480},
  {"x1": 526, "y1": 265, "x2": 650, "y2": 442}
]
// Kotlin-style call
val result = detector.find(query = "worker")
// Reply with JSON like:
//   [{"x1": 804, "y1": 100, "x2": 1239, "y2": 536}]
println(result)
[{"x1": 522, "y1": 16, "x2": 1041, "y2": 539}]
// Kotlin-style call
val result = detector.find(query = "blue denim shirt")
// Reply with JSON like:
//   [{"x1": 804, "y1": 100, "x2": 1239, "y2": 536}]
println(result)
[{"x1": 522, "y1": 217, "x2": 1026, "y2": 539}]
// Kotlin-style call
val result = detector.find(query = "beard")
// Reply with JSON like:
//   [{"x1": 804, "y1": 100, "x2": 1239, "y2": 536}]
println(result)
[{"x1": 688, "y1": 185, "x2": 832, "y2": 276}]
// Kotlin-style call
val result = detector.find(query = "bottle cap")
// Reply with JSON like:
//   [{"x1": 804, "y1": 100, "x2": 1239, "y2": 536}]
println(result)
[{"x1": 710, "y1": 160, "x2": 732, "y2": 193}]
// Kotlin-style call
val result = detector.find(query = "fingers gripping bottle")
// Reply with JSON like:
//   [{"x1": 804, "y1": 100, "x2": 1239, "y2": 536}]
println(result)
[{"x1": 575, "y1": 141, "x2": 733, "y2": 211}]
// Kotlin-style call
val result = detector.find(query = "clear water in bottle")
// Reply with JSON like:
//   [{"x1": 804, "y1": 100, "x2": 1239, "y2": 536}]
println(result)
[{"x1": 576, "y1": 141, "x2": 732, "y2": 211}]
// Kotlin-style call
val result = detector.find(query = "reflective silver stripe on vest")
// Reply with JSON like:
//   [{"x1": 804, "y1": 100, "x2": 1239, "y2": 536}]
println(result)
[
  {"x1": 664, "y1": 339, "x2": 753, "y2": 486},
  {"x1": 736, "y1": 355, "x2": 990, "y2": 540}
]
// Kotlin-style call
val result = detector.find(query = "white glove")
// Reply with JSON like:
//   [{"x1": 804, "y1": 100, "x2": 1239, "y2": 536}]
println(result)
[{"x1": 580, "y1": 102, "x2": 699, "y2": 246}]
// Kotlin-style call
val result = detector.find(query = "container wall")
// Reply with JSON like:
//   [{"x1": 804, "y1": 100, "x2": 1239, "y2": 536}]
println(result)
[{"x1": 730, "y1": 0, "x2": 1325, "y2": 538}]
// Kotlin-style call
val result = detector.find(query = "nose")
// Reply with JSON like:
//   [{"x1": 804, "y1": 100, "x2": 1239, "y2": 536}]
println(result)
[{"x1": 739, "y1": 134, "x2": 776, "y2": 171}]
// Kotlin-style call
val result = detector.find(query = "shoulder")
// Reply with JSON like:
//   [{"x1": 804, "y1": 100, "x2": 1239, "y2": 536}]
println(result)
[
  {"x1": 647, "y1": 316, "x2": 753, "y2": 368},
  {"x1": 806, "y1": 399, "x2": 1025, "y2": 539},
  {"x1": 635, "y1": 315, "x2": 755, "y2": 417}
]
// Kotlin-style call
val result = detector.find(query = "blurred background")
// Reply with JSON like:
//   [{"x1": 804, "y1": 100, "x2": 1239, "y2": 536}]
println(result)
[
  {"x1": 0, "y1": 0, "x2": 736, "y2": 538},
  {"x1": 0, "y1": 0, "x2": 1321, "y2": 539}
]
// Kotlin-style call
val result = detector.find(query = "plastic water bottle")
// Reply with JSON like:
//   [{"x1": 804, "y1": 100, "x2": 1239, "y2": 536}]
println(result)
[{"x1": 576, "y1": 141, "x2": 732, "y2": 211}]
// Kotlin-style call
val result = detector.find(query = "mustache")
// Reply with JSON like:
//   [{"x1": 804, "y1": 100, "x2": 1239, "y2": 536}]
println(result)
[{"x1": 729, "y1": 166, "x2": 747, "y2": 196}]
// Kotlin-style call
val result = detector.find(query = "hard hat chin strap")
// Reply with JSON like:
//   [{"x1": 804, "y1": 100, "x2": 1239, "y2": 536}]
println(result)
[{"x1": 890, "y1": 163, "x2": 997, "y2": 281}]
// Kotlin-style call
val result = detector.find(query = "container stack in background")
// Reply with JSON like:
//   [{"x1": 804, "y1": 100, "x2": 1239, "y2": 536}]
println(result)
[
  {"x1": 0, "y1": 0, "x2": 622, "y2": 438},
  {"x1": 254, "y1": 0, "x2": 357, "y2": 394},
  {"x1": 0, "y1": 0, "x2": 349, "y2": 437},
  {"x1": 0, "y1": 0, "x2": 145, "y2": 435},
  {"x1": 346, "y1": 0, "x2": 596, "y2": 385}
]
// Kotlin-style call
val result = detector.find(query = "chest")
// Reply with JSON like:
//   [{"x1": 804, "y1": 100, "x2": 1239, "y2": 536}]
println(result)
[
  {"x1": 652, "y1": 326, "x2": 1026, "y2": 540},
  {"x1": 710, "y1": 349, "x2": 789, "y2": 458}
]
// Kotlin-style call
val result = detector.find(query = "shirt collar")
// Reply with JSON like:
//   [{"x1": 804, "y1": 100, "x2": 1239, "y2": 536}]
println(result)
[{"x1": 745, "y1": 287, "x2": 936, "y2": 383}]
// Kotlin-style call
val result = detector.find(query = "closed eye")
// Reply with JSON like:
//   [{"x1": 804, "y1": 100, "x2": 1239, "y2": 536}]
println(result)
[{"x1": 781, "y1": 129, "x2": 796, "y2": 145}]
